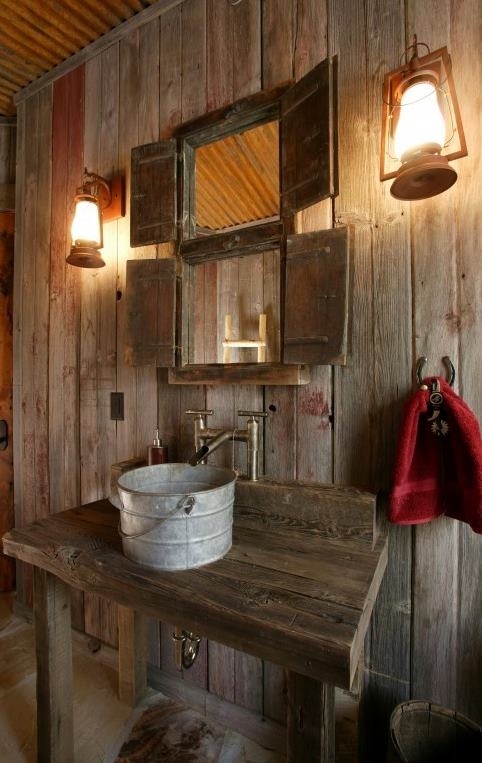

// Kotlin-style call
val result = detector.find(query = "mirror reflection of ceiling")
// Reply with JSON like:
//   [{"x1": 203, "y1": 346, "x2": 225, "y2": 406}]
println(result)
[{"x1": 195, "y1": 120, "x2": 280, "y2": 234}]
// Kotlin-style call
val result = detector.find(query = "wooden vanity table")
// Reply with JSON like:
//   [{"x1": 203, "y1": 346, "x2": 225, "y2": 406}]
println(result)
[{"x1": 3, "y1": 480, "x2": 387, "y2": 762}]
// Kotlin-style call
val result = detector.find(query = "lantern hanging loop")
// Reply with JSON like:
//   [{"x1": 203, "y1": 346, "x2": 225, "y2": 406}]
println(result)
[
  {"x1": 77, "y1": 168, "x2": 112, "y2": 209},
  {"x1": 400, "y1": 35, "x2": 431, "y2": 67}
]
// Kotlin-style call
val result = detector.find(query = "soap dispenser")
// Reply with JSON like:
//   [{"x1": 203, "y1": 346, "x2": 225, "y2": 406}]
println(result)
[{"x1": 147, "y1": 428, "x2": 168, "y2": 465}]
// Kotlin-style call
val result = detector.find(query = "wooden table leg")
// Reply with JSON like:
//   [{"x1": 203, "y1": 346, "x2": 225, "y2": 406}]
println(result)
[
  {"x1": 118, "y1": 605, "x2": 148, "y2": 706},
  {"x1": 287, "y1": 671, "x2": 335, "y2": 762},
  {"x1": 33, "y1": 568, "x2": 74, "y2": 763}
]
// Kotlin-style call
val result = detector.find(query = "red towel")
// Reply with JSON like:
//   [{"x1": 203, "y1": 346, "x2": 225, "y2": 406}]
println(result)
[{"x1": 389, "y1": 378, "x2": 482, "y2": 533}]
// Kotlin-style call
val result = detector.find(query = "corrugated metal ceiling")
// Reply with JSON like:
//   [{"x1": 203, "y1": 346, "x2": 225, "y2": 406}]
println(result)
[{"x1": 0, "y1": 0, "x2": 158, "y2": 116}]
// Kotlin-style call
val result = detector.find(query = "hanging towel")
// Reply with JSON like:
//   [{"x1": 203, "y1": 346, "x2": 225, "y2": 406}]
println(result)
[{"x1": 389, "y1": 378, "x2": 482, "y2": 533}]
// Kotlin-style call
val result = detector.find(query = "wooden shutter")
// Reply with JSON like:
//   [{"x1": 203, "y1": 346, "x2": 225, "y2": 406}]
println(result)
[
  {"x1": 130, "y1": 139, "x2": 177, "y2": 247},
  {"x1": 280, "y1": 57, "x2": 338, "y2": 216},
  {"x1": 125, "y1": 259, "x2": 178, "y2": 367},
  {"x1": 283, "y1": 227, "x2": 349, "y2": 365}
]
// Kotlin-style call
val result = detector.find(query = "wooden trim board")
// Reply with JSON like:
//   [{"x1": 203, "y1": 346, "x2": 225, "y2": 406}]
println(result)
[{"x1": 168, "y1": 363, "x2": 311, "y2": 385}]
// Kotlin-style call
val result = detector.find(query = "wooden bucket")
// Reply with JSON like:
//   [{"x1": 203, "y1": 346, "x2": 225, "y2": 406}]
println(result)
[{"x1": 387, "y1": 701, "x2": 482, "y2": 762}]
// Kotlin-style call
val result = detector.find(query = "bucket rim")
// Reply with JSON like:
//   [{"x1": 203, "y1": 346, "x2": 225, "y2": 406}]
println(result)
[{"x1": 117, "y1": 462, "x2": 237, "y2": 498}]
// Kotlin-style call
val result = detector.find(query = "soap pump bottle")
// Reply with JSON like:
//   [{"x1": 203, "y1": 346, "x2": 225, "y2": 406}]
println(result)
[{"x1": 147, "y1": 427, "x2": 168, "y2": 465}]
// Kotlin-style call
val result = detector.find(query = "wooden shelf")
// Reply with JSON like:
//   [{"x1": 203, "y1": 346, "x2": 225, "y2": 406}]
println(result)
[{"x1": 168, "y1": 362, "x2": 311, "y2": 386}]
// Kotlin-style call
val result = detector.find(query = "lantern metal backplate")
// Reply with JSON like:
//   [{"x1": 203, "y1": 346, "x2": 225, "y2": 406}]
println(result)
[{"x1": 380, "y1": 45, "x2": 468, "y2": 182}]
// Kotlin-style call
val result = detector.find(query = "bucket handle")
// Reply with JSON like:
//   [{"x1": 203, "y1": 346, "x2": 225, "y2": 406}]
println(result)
[{"x1": 118, "y1": 495, "x2": 196, "y2": 540}]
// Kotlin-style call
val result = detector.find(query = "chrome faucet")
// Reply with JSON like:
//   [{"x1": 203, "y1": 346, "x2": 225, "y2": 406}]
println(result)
[{"x1": 185, "y1": 410, "x2": 267, "y2": 481}]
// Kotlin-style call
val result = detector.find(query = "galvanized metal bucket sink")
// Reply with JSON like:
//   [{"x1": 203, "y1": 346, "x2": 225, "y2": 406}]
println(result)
[{"x1": 117, "y1": 463, "x2": 236, "y2": 571}]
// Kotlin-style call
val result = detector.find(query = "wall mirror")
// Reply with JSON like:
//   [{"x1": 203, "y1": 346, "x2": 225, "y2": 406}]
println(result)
[
  {"x1": 127, "y1": 57, "x2": 351, "y2": 386},
  {"x1": 187, "y1": 250, "x2": 281, "y2": 365},
  {"x1": 192, "y1": 120, "x2": 280, "y2": 239}
]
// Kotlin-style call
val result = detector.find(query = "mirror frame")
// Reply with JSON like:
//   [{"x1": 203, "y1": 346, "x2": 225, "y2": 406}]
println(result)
[
  {"x1": 173, "y1": 83, "x2": 302, "y2": 380},
  {"x1": 176, "y1": 83, "x2": 291, "y2": 254}
]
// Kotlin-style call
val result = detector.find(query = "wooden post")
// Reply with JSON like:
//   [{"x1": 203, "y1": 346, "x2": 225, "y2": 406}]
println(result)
[
  {"x1": 223, "y1": 314, "x2": 233, "y2": 363},
  {"x1": 33, "y1": 568, "x2": 74, "y2": 763},
  {"x1": 258, "y1": 313, "x2": 267, "y2": 362},
  {"x1": 287, "y1": 671, "x2": 335, "y2": 762},
  {"x1": 118, "y1": 605, "x2": 148, "y2": 706}
]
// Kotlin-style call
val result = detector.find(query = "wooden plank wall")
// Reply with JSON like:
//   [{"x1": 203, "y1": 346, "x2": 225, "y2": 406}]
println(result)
[
  {"x1": 0, "y1": 120, "x2": 15, "y2": 591},
  {"x1": 12, "y1": 0, "x2": 482, "y2": 758}
]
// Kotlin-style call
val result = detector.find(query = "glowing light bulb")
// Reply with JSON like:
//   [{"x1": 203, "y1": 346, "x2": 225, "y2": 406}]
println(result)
[
  {"x1": 394, "y1": 81, "x2": 446, "y2": 162},
  {"x1": 71, "y1": 198, "x2": 102, "y2": 247}
]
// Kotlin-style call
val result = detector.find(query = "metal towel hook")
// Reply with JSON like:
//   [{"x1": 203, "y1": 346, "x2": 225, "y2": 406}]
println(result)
[{"x1": 416, "y1": 356, "x2": 455, "y2": 387}]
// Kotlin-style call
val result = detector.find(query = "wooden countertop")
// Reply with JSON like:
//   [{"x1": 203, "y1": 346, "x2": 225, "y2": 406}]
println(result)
[{"x1": 3, "y1": 488, "x2": 387, "y2": 690}]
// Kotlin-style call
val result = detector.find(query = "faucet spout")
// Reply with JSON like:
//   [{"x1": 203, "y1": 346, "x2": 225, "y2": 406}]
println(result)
[
  {"x1": 188, "y1": 430, "x2": 236, "y2": 467},
  {"x1": 188, "y1": 445, "x2": 210, "y2": 466}
]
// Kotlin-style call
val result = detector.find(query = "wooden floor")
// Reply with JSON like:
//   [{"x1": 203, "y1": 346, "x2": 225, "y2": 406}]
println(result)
[{"x1": 0, "y1": 593, "x2": 358, "y2": 761}]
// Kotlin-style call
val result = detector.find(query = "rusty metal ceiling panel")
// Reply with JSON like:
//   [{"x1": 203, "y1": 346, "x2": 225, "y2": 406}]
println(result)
[
  {"x1": 0, "y1": 0, "x2": 158, "y2": 116},
  {"x1": 195, "y1": 120, "x2": 280, "y2": 233}
]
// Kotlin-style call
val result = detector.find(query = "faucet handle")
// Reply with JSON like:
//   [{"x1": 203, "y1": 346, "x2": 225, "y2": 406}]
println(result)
[
  {"x1": 237, "y1": 410, "x2": 268, "y2": 420},
  {"x1": 185, "y1": 409, "x2": 214, "y2": 417}
]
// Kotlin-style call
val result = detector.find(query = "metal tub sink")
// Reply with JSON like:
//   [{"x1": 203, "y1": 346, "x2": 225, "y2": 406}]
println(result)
[{"x1": 116, "y1": 463, "x2": 236, "y2": 571}]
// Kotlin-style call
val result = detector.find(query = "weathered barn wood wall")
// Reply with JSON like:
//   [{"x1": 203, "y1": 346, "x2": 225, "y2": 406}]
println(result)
[
  {"x1": 0, "y1": 119, "x2": 15, "y2": 591},
  {"x1": 12, "y1": 0, "x2": 482, "y2": 759}
]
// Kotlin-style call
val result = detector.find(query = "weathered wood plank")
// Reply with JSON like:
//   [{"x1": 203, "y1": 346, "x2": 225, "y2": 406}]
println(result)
[
  {"x1": 18, "y1": 92, "x2": 41, "y2": 607},
  {"x1": 82, "y1": 45, "x2": 119, "y2": 648},
  {"x1": 260, "y1": 4, "x2": 296, "y2": 715},
  {"x1": 206, "y1": 0, "x2": 233, "y2": 112},
  {"x1": 135, "y1": 19, "x2": 162, "y2": 469},
  {"x1": 12, "y1": 99, "x2": 25, "y2": 602},
  {"x1": 49, "y1": 68, "x2": 85, "y2": 629},
  {"x1": 262, "y1": 0, "x2": 294, "y2": 86},
  {"x1": 34, "y1": 86, "x2": 53, "y2": 525},
  {"x1": 235, "y1": 477, "x2": 376, "y2": 544},
  {"x1": 450, "y1": 0, "x2": 482, "y2": 728},
  {"x1": 290, "y1": 0, "x2": 333, "y2": 491},
  {"x1": 50, "y1": 69, "x2": 84, "y2": 520},
  {"x1": 170, "y1": 363, "x2": 310, "y2": 385},
  {"x1": 233, "y1": 0, "x2": 261, "y2": 99},
  {"x1": 361, "y1": 2, "x2": 412, "y2": 757},
  {"x1": 117, "y1": 28, "x2": 141, "y2": 467},
  {"x1": 287, "y1": 672, "x2": 335, "y2": 762},
  {"x1": 159, "y1": 3, "x2": 182, "y2": 139},
  {"x1": 170, "y1": 0, "x2": 211, "y2": 692},
  {"x1": 118, "y1": 605, "x2": 148, "y2": 706},
  {"x1": 0, "y1": 211, "x2": 14, "y2": 590},
  {"x1": 181, "y1": 0, "x2": 207, "y2": 123},
  {"x1": 63, "y1": 68, "x2": 84, "y2": 520},
  {"x1": 407, "y1": 0, "x2": 460, "y2": 714},
  {"x1": 33, "y1": 568, "x2": 73, "y2": 763},
  {"x1": 181, "y1": 220, "x2": 282, "y2": 264}
]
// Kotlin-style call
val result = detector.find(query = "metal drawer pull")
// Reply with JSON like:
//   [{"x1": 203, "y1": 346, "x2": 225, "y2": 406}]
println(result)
[{"x1": 172, "y1": 630, "x2": 202, "y2": 669}]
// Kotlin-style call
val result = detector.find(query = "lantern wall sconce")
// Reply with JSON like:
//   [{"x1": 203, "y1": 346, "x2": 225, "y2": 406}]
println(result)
[
  {"x1": 67, "y1": 169, "x2": 125, "y2": 268},
  {"x1": 380, "y1": 36, "x2": 467, "y2": 201}
]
